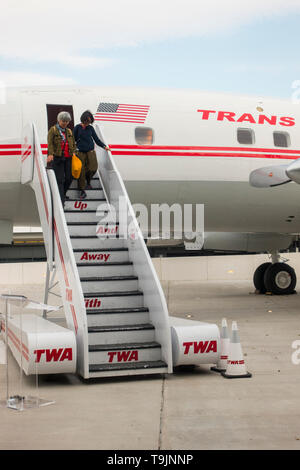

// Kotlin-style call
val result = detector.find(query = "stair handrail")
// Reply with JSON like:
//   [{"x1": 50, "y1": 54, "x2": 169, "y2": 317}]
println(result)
[
  {"x1": 21, "y1": 123, "x2": 53, "y2": 271},
  {"x1": 22, "y1": 122, "x2": 89, "y2": 378},
  {"x1": 94, "y1": 125, "x2": 173, "y2": 372}
]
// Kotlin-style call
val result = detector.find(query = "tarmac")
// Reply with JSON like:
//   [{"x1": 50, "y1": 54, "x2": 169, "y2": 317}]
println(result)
[{"x1": 1, "y1": 278, "x2": 300, "y2": 450}]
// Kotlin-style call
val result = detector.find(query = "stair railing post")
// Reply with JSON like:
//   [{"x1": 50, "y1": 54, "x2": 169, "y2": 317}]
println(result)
[{"x1": 43, "y1": 263, "x2": 50, "y2": 319}]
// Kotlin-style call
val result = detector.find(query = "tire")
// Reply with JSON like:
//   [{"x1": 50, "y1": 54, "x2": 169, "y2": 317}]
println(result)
[
  {"x1": 253, "y1": 262, "x2": 272, "y2": 293},
  {"x1": 264, "y1": 263, "x2": 296, "y2": 295}
]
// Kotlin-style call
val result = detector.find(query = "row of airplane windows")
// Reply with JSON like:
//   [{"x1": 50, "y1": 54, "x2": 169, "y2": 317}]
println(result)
[
  {"x1": 237, "y1": 128, "x2": 290, "y2": 147},
  {"x1": 135, "y1": 127, "x2": 291, "y2": 147}
]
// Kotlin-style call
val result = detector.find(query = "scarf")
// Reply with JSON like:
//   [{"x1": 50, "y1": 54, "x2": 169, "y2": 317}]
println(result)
[{"x1": 56, "y1": 123, "x2": 67, "y2": 142}]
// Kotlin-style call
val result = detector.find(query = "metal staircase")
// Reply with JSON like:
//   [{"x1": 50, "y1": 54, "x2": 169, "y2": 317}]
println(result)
[{"x1": 20, "y1": 122, "x2": 173, "y2": 379}]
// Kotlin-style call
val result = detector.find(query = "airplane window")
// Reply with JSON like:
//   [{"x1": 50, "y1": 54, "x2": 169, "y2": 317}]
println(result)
[
  {"x1": 237, "y1": 128, "x2": 255, "y2": 145},
  {"x1": 273, "y1": 132, "x2": 290, "y2": 147},
  {"x1": 135, "y1": 127, "x2": 154, "y2": 145}
]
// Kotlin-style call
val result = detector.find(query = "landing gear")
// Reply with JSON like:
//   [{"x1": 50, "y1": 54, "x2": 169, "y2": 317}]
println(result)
[
  {"x1": 253, "y1": 262, "x2": 272, "y2": 294},
  {"x1": 253, "y1": 254, "x2": 297, "y2": 295},
  {"x1": 264, "y1": 263, "x2": 296, "y2": 295}
]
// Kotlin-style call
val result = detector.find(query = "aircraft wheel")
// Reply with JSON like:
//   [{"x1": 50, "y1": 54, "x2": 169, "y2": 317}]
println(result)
[
  {"x1": 253, "y1": 262, "x2": 272, "y2": 293},
  {"x1": 264, "y1": 263, "x2": 296, "y2": 295}
]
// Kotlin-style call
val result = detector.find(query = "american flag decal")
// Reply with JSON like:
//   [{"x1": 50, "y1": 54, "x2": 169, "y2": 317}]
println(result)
[{"x1": 94, "y1": 103, "x2": 150, "y2": 124}]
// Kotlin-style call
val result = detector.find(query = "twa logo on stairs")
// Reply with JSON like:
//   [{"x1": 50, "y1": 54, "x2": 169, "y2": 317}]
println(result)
[{"x1": 107, "y1": 350, "x2": 139, "y2": 363}]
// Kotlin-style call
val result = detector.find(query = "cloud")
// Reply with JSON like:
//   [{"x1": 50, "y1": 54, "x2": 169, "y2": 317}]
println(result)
[
  {"x1": 0, "y1": 0, "x2": 299, "y2": 68},
  {"x1": 0, "y1": 71, "x2": 77, "y2": 87},
  {"x1": 62, "y1": 56, "x2": 116, "y2": 68}
]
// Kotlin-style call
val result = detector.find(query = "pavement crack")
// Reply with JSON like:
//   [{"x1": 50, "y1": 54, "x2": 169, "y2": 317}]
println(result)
[{"x1": 158, "y1": 374, "x2": 166, "y2": 450}]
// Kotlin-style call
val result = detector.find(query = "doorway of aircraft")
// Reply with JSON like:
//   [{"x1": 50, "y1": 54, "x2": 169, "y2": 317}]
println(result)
[{"x1": 46, "y1": 104, "x2": 74, "y2": 130}]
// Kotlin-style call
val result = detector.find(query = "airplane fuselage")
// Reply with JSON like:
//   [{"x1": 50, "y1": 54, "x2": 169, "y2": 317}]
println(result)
[{"x1": 1, "y1": 86, "x2": 300, "y2": 246}]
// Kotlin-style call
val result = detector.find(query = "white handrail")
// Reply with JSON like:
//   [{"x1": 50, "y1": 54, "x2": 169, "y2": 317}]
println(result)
[
  {"x1": 23, "y1": 123, "x2": 89, "y2": 378},
  {"x1": 21, "y1": 123, "x2": 53, "y2": 271},
  {"x1": 47, "y1": 170, "x2": 89, "y2": 378}
]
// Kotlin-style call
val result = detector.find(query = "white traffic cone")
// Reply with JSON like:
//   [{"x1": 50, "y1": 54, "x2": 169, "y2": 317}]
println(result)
[
  {"x1": 211, "y1": 318, "x2": 230, "y2": 373},
  {"x1": 221, "y1": 321, "x2": 252, "y2": 379}
]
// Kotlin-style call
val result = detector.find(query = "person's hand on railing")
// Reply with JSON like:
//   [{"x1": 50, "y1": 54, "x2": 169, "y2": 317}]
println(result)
[{"x1": 104, "y1": 146, "x2": 110, "y2": 151}]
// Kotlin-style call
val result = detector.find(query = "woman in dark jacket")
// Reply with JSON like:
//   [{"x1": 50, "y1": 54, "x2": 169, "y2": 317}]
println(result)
[
  {"x1": 73, "y1": 110, "x2": 109, "y2": 199},
  {"x1": 47, "y1": 111, "x2": 76, "y2": 204}
]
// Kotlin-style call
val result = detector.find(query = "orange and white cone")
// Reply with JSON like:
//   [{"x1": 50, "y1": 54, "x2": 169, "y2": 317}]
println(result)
[
  {"x1": 221, "y1": 321, "x2": 252, "y2": 379},
  {"x1": 211, "y1": 318, "x2": 230, "y2": 373}
]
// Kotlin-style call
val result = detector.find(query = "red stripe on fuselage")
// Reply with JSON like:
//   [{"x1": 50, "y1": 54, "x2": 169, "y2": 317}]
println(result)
[
  {"x1": 0, "y1": 144, "x2": 21, "y2": 149},
  {"x1": 110, "y1": 150, "x2": 298, "y2": 160},
  {"x1": 109, "y1": 145, "x2": 300, "y2": 154},
  {"x1": 0, "y1": 143, "x2": 300, "y2": 159}
]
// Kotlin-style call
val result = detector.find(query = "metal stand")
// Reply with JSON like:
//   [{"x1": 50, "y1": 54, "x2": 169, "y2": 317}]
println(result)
[{"x1": 43, "y1": 265, "x2": 62, "y2": 319}]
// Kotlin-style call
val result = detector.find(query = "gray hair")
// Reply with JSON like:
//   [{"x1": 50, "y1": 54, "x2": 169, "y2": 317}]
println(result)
[{"x1": 57, "y1": 111, "x2": 71, "y2": 123}]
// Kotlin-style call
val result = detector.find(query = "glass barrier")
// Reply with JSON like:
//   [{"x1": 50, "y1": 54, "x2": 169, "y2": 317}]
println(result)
[{"x1": 0, "y1": 294, "x2": 59, "y2": 411}]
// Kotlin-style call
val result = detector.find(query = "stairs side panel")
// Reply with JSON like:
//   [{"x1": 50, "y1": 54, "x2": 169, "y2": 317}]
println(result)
[{"x1": 47, "y1": 170, "x2": 89, "y2": 378}]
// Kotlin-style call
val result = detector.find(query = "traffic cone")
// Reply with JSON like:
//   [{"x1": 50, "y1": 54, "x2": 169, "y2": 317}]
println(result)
[
  {"x1": 221, "y1": 321, "x2": 252, "y2": 379},
  {"x1": 211, "y1": 318, "x2": 230, "y2": 373}
]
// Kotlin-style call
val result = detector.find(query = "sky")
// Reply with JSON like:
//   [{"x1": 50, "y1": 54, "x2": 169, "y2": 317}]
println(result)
[{"x1": 1, "y1": 0, "x2": 300, "y2": 99}]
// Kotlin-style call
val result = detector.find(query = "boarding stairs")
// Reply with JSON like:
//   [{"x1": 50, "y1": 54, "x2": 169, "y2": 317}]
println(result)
[{"x1": 20, "y1": 123, "x2": 172, "y2": 379}]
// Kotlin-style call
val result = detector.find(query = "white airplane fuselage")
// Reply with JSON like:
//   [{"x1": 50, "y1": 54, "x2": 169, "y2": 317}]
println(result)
[{"x1": 1, "y1": 86, "x2": 300, "y2": 249}]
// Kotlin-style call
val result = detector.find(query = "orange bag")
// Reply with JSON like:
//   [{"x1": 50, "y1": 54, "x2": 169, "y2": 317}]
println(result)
[{"x1": 72, "y1": 154, "x2": 82, "y2": 179}]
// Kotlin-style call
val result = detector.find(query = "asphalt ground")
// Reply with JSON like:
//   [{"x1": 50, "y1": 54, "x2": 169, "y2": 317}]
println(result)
[{"x1": 0, "y1": 280, "x2": 300, "y2": 450}]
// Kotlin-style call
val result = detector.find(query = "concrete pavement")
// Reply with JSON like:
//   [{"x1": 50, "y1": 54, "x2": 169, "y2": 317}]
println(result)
[{"x1": 1, "y1": 278, "x2": 300, "y2": 450}]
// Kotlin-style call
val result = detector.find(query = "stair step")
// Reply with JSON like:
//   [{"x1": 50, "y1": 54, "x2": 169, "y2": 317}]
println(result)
[
  {"x1": 70, "y1": 236, "x2": 126, "y2": 250},
  {"x1": 89, "y1": 360, "x2": 167, "y2": 374},
  {"x1": 73, "y1": 248, "x2": 128, "y2": 252},
  {"x1": 65, "y1": 210, "x2": 103, "y2": 212},
  {"x1": 88, "y1": 323, "x2": 154, "y2": 333},
  {"x1": 69, "y1": 177, "x2": 101, "y2": 189},
  {"x1": 84, "y1": 290, "x2": 144, "y2": 310},
  {"x1": 67, "y1": 189, "x2": 105, "y2": 199},
  {"x1": 84, "y1": 290, "x2": 143, "y2": 297},
  {"x1": 66, "y1": 198, "x2": 106, "y2": 202},
  {"x1": 71, "y1": 186, "x2": 101, "y2": 190},
  {"x1": 77, "y1": 262, "x2": 134, "y2": 277},
  {"x1": 89, "y1": 341, "x2": 160, "y2": 351},
  {"x1": 87, "y1": 307, "x2": 149, "y2": 314},
  {"x1": 65, "y1": 211, "x2": 117, "y2": 223},
  {"x1": 88, "y1": 323, "x2": 155, "y2": 345},
  {"x1": 86, "y1": 306, "x2": 149, "y2": 326},
  {"x1": 80, "y1": 276, "x2": 139, "y2": 293},
  {"x1": 71, "y1": 235, "x2": 121, "y2": 239},
  {"x1": 88, "y1": 341, "x2": 162, "y2": 364},
  {"x1": 81, "y1": 275, "x2": 137, "y2": 280},
  {"x1": 69, "y1": 222, "x2": 119, "y2": 225},
  {"x1": 68, "y1": 222, "x2": 119, "y2": 237}
]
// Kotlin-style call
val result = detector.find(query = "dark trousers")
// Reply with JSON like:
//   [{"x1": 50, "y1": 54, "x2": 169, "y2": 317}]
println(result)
[
  {"x1": 77, "y1": 150, "x2": 98, "y2": 190},
  {"x1": 52, "y1": 156, "x2": 73, "y2": 204}
]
